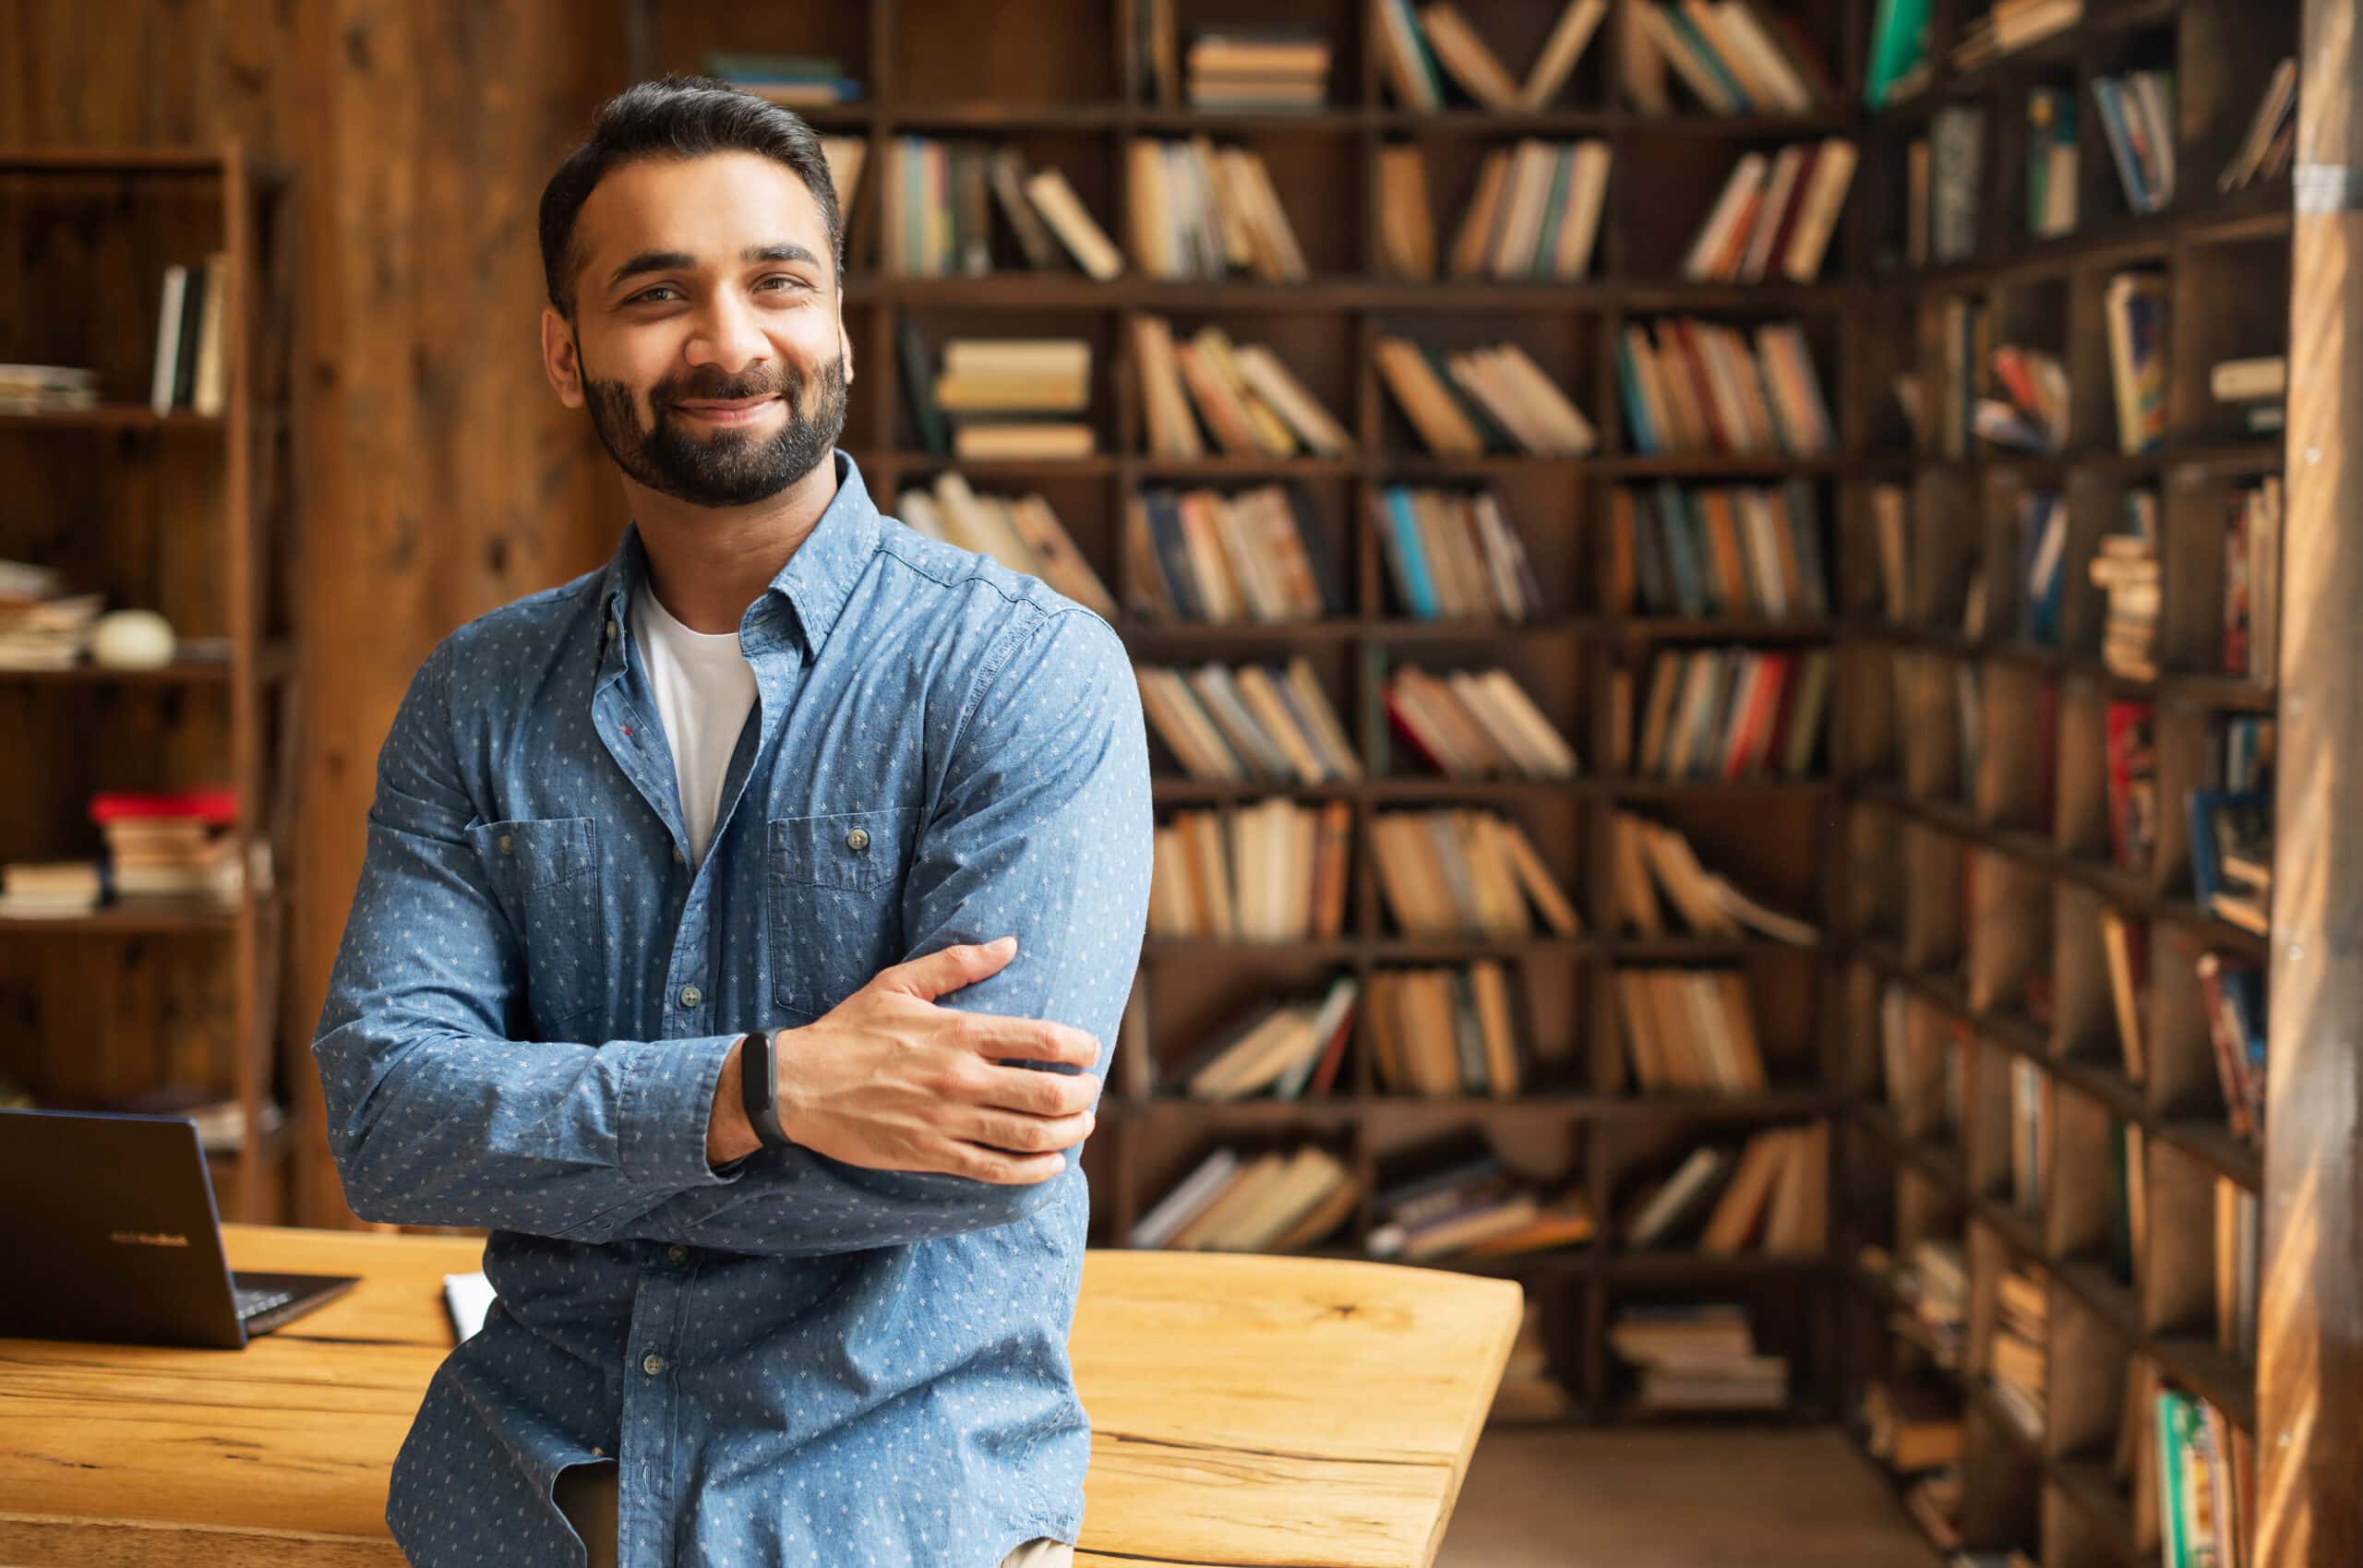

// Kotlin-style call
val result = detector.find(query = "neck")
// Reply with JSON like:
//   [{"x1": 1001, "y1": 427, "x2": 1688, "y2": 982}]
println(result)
[{"x1": 623, "y1": 454, "x2": 842, "y2": 634}]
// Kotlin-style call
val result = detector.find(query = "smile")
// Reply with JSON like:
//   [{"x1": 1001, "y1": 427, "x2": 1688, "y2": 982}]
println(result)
[{"x1": 673, "y1": 396, "x2": 783, "y2": 427}]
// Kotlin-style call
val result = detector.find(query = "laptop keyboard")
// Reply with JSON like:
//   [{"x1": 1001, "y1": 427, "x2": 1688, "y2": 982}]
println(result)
[{"x1": 234, "y1": 1285, "x2": 296, "y2": 1322}]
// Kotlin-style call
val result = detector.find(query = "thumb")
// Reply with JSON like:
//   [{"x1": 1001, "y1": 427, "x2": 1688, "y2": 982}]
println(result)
[{"x1": 878, "y1": 936, "x2": 1017, "y2": 1001}]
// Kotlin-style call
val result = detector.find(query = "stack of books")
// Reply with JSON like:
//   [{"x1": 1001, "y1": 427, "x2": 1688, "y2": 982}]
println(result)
[
  {"x1": 2095, "y1": 68, "x2": 2178, "y2": 214},
  {"x1": 2189, "y1": 785, "x2": 2272, "y2": 938},
  {"x1": 1975, "y1": 344, "x2": 2069, "y2": 453},
  {"x1": 2020, "y1": 490, "x2": 2068, "y2": 647},
  {"x1": 2025, "y1": 87, "x2": 2080, "y2": 237},
  {"x1": 1148, "y1": 798, "x2": 1354, "y2": 942},
  {"x1": 1492, "y1": 1301, "x2": 1575, "y2": 1423},
  {"x1": 2199, "y1": 950, "x2": 2268, "y2": 1145},
  {"x1": 1681, "y1": 139, "x2": 1858, "y2": 283},
  {"x1": 1987, "y1": 1263, "x2": 2048, "y2": 1442},
  {"x1": 894, "y1": 472, "x2": 1116, "y2": 617},
  {"x1": 1371, "y1": 808, "x2": 1582, "y2": 938},
  {"x1": 1610, "y1": 967, "x2": 1769, "y2": 1094},
  {"x1": 1605, "y1": 483, "x2": 1831, "y2": 621},
  {"x1": 1161, "y1": 976, "x2": 1360, "y2": 1102},
  {"x1": 701, "y1": 51, "x2": 861, "y2": 105},
  {"x1": 1126, "y1": 138, "x2": 1308, "y2": 281},
  {"x1": 1440, "y1": 138, "x2": 1613, "y2": 280},
  {"x1": 1376, "y1": 337, "x2": 1596, "y2": 458},
  {"x1": 1136, "y1": 657, "x2": 1360, "y2": 784},
  {"x1": 2092, "y1": 505, "x2": 2162, "y2": 679},
  {"x1": 0, "y1": 861, "x2": 103, "y2": 919},
  {"x1": 1611, "y1": 1303, "x2": 1788, "y2": 1411},
  {"x1": 1383, "y1": 664, "x2": 1580, "y2": 781},
  {"x1": 150, "y1": 254, "x2": 230, "y2": 417},
  {"x1": 1122, "y1": 484, "x2": 1349, "y2": 624},
  {"x1": 1366, "y1": 1128, "x2": 1594, "y2": 1263},
  {"x1": 0, "y1": 563, "x2": 101, "y2": 670},
  {"x1": 2105, "y1": 699, "x2": 2160, "y2": 870},
  {"x1": 2223, "y1": 536, "x2": 2287, "y2": 712},
  {"x1": 1864, "y1": 1380, "x2": 1965, "y2": 1475},
  {"x1": 899, "y1": 329, "x2": 1096, "y2": 461},
  {"x1": 1615, "y1": 319, "x2": 1834, "y2": 457},
  {"x1": 1949, "y1": 0, "x2": 2081, "y2": 68},
  {"x1": 1376, "y1": 0, "x2": 1607, "y2": 111},
  {"x1": 1617, "y1": 1123, "x2": 1829, "y2": 1252},
  {"x1": 1893, "y1": 1239, "x2": 1970, "y2": 1368},
  {"x1": 2215, "y1": 1177, "x2": 2260, "y2": 1359},
  {"x1": 96, "y1": 789, "x2": 249, "y2": 906},
  {"x1": 1366, "y1": 960, "x2": 1526, "y2": 1097},
  {"x1": 1625, "y1": 2, "x2": 1839, "y2": 115},
  {"x1": 2221, "y1": 58, "x2": 2297, "y2": 193},
  {"x1": 2212, "y1": 355, "x2": 2285, "y2": 436},
  {"x1": 1622, "y1": 645, "x2": 1833, "y2": 781},
  {"x1": 1371, "y1": 486, "x2": 1543, "y2": 622},
  {"x1": 1607, "y1": 810, "x2": 1818, "y2": 945},
  {"x1": 1128, "y1": 1143, "x2": 1360, "y2": 1252},
  {"x1": 2105, "y1": 269, "x2": 2169, "y2": 453},
  {"x1": 1183, "y1": 29, "x2": 1330, "y2": 108},
  {"x1": 1132, "y1": 317, "x2": 1353, "y2": 459},
  {"x1": 882, "y1": 139, "x2": 1118, "y2": 279},
  {"x1": 0, "y1": 363, "x2": 100, "y2": 416},
  {"x1": 2155, "y1": 1387, "x2": 2256, "y2": 1568}
]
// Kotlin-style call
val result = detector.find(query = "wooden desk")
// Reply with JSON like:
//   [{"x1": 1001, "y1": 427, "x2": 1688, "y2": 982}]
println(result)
[{"x1": 0, "y1": 1223, "x2": 1520, "y2": 1568}]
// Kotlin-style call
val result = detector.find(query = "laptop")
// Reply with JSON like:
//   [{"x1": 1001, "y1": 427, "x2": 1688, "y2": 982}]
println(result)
[{"x1": 0, "y1": 1107, "x2": 360, "y2": 1349}]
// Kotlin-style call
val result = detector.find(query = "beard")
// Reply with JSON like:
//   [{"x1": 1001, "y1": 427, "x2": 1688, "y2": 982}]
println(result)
[{"x1": 581, "y1": 347, "x2": 848, "y2": 508}]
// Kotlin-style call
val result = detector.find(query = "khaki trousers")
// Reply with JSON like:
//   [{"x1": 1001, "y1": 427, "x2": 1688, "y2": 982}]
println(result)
[{"x1": 553, "y1": 1458, "x2": 1074, "y2": 1568}]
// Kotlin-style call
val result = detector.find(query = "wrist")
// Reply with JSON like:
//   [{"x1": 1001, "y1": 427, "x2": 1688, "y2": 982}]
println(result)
[{"x1": 706, "y1": 1036, "x2": 762, "y2": 1168}]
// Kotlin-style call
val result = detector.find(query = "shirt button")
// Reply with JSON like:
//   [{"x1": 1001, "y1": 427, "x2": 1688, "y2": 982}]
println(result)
[
  {"x1": 679, "y1": 985, "x2": 703, "y2": 1009},
  {"x1": 497, "y1": 833, "x2": 513, "y2": 855},
  {"x1": 667, "y1": 1245, "x2": 690, "y2": 1266},
  {"x1": 846, "y1": 827, "x2": 870, "y2": 852},
  {"x1": 642, "y1": 1352, "x2": 666, "y2": 1376},
  {"x1": 607, "y1": 617, "x2": 620, "y2": 642},
  {"x1": 672, "y1": 844, "x2": 686, "y2": 864},
  {"x1": 591, "y1": 1445, "x2": 605, "y2": 1458}
]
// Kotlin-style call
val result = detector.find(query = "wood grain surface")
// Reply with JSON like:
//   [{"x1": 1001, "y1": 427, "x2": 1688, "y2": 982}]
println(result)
[{"x1": 0, "y1": 1224, "x2": 1520, "y2": 1568}]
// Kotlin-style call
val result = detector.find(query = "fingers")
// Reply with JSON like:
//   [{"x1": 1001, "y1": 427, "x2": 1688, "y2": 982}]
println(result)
[
  {"x1": 874, "y1": 936, "x2": 1018, "y2": 1000},
  {"x1": 960, "y1": 1107, "x2": 1096, "y2": 1155},
  {"x1": 957, "y1": 1013, "x2": 1101, "y2": 1070},
  {"x1": 972, "y1": 1062, "x2": 1101, "y2": 1117},
  {"x1": 943, "y1": 1144, "x2": 1068, "y2": 1185}
]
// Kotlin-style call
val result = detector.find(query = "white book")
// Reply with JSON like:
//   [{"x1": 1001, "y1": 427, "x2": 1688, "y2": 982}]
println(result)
[
  {"x1": 150, "y1": 263, "x2": 188, "y2": 417},
  {"x1": 1130, "y1": 1147, "x2": 1242, "y2": 1249}
]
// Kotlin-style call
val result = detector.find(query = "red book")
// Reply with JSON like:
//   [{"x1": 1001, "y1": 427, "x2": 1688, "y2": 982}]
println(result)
[
  {"x1": 1305, "y1": 1007, "x2": 1356, "y2": 1099},
  {"x1": 90, "y1": 788, "x2": 239, "y2": 826},
  {"x1": 1383, "y1": 685, "x2": 1456, "y2": 775}
]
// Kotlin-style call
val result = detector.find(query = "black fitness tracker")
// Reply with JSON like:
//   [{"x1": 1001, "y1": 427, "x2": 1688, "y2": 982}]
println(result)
[{"x1": 738, "y1": 1029, "x2": 794, "y2": 1150}]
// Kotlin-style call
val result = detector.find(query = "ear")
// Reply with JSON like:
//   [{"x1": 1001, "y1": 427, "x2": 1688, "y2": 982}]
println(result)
[
  {"x1": 541, "y1": 305, "x2": 585, "y2": 408},
  {"x1": 839, "y1": 315, "x2": 855, "y2": 386}
]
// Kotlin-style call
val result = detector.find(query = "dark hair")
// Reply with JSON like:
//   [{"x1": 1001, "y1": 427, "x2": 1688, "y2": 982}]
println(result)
[{"x1": 537, "y1": 75, "x2": 843, "y2": 318}]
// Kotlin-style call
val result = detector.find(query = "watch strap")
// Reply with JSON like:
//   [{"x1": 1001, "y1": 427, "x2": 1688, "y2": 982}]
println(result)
[{"x1": 738, "y1": 1029, "x2": 793, "y2": 1150}]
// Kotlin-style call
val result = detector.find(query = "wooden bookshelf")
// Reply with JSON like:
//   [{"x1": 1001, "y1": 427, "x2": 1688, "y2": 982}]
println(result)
[
  {"x1": 1835, "y1": 1, "x2": 2294, "y2": 1562},
  {"x1": 0, "y1": 141, "x2": 302, "y2": 1223},
  {"x1": 610, "y1": 0, "x2": 1886, "y2": 1428}
]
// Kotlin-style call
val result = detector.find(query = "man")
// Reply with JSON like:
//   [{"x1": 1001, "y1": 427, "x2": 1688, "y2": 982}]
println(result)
[{"x1": 311, "y1": 76, "x2": 1152, "y2": 1568}]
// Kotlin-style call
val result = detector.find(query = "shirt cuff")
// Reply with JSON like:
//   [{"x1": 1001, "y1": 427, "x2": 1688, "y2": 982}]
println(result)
[{"x1": 617, "y1": 1033, "x2": 750, "y2": 1193}]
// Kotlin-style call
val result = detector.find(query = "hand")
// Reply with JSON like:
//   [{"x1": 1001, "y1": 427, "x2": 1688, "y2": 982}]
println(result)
[{"x1": 774, "y1": 935, "x2": 1103, "y2": 1184}]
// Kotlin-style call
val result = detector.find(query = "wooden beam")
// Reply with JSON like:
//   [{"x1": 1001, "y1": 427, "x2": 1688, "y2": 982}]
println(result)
[{"x1": 2261, "y1": 1, "x2": 2363, "y2": 1562}]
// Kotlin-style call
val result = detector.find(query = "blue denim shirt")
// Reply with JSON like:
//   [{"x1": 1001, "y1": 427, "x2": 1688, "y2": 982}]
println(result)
[{"x1": 312, "y1": 450, "x2": 1153, "y2": 1568}]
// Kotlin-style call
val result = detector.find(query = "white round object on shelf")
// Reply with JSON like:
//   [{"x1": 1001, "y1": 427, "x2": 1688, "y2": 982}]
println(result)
[{"x1": 91, "y1": 609, "x2": 176, "y2": 670}]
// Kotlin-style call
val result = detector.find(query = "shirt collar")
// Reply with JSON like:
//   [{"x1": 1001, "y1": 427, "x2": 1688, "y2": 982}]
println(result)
[{"x1": 597, "y1": 449, "x2": 882, "y2": 666}]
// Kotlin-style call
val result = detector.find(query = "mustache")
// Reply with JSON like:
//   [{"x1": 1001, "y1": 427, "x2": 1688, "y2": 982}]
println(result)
[{"x1": 654, "y1": 364, "x2": 805, "y2": 409}]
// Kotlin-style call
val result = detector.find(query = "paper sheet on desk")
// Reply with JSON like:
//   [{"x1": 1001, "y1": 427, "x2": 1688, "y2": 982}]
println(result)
[{"x1": 443, "y1": 1271, "x2": 495, "y2": 1343}]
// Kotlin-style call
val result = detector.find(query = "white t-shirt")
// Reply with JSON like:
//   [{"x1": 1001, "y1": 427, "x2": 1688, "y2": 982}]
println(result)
[{"x1": 630, "y1": 582, "x2": 758, "y2": 866}]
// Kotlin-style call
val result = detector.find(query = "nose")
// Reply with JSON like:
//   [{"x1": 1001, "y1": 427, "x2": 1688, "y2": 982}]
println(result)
[{"x1": 684, "y1": 289, "x2": 770, "y2": 380}]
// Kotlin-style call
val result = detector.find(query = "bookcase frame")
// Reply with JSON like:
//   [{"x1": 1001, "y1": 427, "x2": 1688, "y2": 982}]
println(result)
[
  {"x1": 1832, "y1": 1, "x2": 2296, "y2": 1561},
  {"x1": 618, "y1": 0, "x2": 1893, "y2": 1427},
  {"x1": 0, "y1": 143, "x2": 302, "y2": 1223}
]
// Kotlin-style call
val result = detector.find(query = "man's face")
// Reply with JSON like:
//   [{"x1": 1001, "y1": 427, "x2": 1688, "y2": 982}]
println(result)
[{"x1": 546, "y1": 150, "x2": 850, "y2": 508}]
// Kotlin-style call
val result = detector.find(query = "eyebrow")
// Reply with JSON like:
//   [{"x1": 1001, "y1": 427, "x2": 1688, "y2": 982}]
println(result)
[{"x1": 606, "y1": 242, "x2": 825, "y2": 293}]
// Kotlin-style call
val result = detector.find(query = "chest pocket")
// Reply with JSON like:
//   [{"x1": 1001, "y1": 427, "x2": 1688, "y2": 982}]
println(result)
[
  {"x1": 767, "y1": 806, "x2": 918, "y2": 1020},
  {"x1": 467, "y1": 816, "x2": 606, "y2": 1039}
]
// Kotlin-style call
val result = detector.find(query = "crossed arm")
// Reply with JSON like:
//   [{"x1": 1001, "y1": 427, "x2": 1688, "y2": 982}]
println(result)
[{"x1": 310, "y1": 606, "x2": 1152, "y2": 1252}]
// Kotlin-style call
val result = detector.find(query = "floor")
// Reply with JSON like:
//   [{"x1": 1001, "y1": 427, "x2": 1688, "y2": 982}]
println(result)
[{"x1": 1433, "y1": 1428, "x2": 1931, "y2": 1568}]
